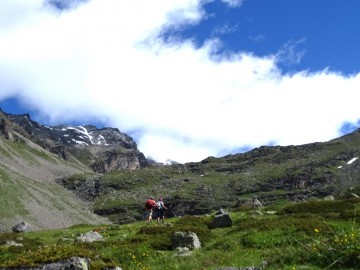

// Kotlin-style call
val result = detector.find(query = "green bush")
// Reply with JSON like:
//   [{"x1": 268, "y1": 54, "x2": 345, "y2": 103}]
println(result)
[
  {"x1": 231, "y1": 216, "x2": 332, "y2": 234},
  {"x1": 301, "y1": 225, "x2": 360, "y2": 268},
  {"x1": 278, "y1": 200, "x2": 355, "y2": 217}
]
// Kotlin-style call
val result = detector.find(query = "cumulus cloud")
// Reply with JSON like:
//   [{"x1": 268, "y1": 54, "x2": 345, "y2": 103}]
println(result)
[{"x1": 0, "y1": 0, "x2": 360, "y2": 163}]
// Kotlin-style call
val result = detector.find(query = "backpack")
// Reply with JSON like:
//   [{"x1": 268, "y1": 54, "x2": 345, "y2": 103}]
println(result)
[{"x1": 145, "y1": 199, "x2": 155, "y2": 210}]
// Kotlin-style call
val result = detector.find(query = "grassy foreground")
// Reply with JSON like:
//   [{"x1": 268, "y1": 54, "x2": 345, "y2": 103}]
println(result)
[{"x1": 0, "y1": 199, "x2": 359, "y2": 270}]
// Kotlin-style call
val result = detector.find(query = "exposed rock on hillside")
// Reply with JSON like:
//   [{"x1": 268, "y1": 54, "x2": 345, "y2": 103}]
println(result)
[
  {"x1": 0, "y1": 118, "x2": 13, "y2": 140},
  {"x1": 56, "y1": 128, "x2": 360, "y2": 224},
  {"x1": 1, "y1": 109, "x2": 149, "y2": 172}
]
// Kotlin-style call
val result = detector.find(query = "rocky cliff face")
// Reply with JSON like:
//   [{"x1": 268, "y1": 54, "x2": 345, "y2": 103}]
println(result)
[{"x1": 0, "y1": 109, "x2": 149, "y2": 172}]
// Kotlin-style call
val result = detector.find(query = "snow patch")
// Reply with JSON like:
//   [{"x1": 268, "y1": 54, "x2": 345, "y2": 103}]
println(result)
[
  {"x1": 72, "y1": 138, "x2": 89, "y2": 146},
  {"x1": 347, "y1": 157, "x2": 358, "y2": 165},
  {"x1": 66, "y1": 126, "x2": 94, "y2": 144}
]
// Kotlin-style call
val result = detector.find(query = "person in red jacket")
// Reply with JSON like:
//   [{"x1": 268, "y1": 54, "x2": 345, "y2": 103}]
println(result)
[{"x1": 145, "y1": 197, "x2": 156, "y2": 224}]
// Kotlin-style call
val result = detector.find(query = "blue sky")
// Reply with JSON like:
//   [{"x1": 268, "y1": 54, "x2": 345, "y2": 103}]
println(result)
[
  {"x1": 182, "y1": 0, "x2": 360, "y2": 74},
  {"x1": 1, "y1": 0, "x2": 360, "y2": 163}
]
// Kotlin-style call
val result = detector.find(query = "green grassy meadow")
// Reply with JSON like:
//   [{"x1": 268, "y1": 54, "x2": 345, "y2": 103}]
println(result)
[{"x1": 0, "y1": 199, "x2": 359, "y2": 270}]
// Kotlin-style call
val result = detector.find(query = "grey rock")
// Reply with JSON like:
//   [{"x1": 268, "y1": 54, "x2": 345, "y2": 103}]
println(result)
[
  {"x1": 171, "y1": 231, "x2": 201, "y2": 250},
  {"x1": 77, "y1": 231, "x2": 103, "y2": 243},
  {"x1": 38, "y1": 256, "x2": 89, "y2": 270},
  {"x1": 5, "y1": 240, "x2": 23, "y2": 247},
  {"x1": 172, "y1": 247, "x2": 193, "y2": 257},
  {"x1": 217, "y1": 267, "x2": 261, "y2": 270},
  {"x1": 253, "y1": 198, "x2": 263, "y2": 208},
  {"x1": 12, "y1": 221, "x2": 31, "y2": 233},
  {"x1": 210, "y1": 209, "x2": 232, "y2": 229}
]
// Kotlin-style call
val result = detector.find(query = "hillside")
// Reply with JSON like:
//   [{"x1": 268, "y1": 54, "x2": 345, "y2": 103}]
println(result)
[
  {"x1": 0, "y1": 132, "x2": 110, "y2": 232},
  {"x1": 0, "y1": 199, "x2": 359, "y2": 269},
  {"x1": 0, "y1": 110, "x2": 113, "y2": 232},
  {"x1": 56, "y1": 130, "x2": 360, "y2": 224},
  {"x1": 1, "y1": 108, "x2": 360, "y2": 229}
]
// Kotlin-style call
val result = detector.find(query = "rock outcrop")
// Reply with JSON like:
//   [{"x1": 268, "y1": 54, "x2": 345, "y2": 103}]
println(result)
[
  {"x1": 77, "y1": 231, "x2": 103, "y2": 243},
  {"x1": 29, "y1": 257, "x2": 89, "y2": 270},
  {"x1": 0, "y1": 118, "x2": 13, "y2": 141},
  {"x1": 171, "y1": 231, "x2": 201, "y2": 250},
  {"x1": 12, "y1": 222, "x2": 31, "y2": 233},
  {"x1": 209, "y1": 209, "x2": 232, "y2": 229},
  {"x1": 1, "y1": 109, "x2": 149, "y2": 172}
]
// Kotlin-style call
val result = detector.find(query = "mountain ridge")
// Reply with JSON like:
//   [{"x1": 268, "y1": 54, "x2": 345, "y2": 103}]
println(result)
[
  {"x1": 0, "y1": 108, "x2": 149, "y2": 172},
  {"x1": 1, "y1": 108, "x2": 360, "y2": 229}
]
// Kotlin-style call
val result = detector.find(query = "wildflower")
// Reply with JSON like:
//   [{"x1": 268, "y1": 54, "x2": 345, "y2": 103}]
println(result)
[{"x1": 314, "y1": 228, "x2": 320, "y2": 233}]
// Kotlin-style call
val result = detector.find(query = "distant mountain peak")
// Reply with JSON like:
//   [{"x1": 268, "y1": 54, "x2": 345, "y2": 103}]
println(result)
[{"x1": 0, "y1": 109, "x2": 149, "y2": 173}]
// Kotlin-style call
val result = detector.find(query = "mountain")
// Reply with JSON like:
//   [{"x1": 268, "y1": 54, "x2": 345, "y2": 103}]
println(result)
[
  {"x1": 1, "y1": 109, "x2": 149, "y2": 172},
  {"x1": 58, "y1": 128, "x2": 360, "y2": 224},
  {"x1": 0, "y1": 109, "x2": 149, "y2": 232},
  {"x1": 1, "y1": 108, "x2": 360, "y2": 229}
]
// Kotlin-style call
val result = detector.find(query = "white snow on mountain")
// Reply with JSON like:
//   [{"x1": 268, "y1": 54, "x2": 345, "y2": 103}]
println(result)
[
  {"x1": 347, "y1": 157, "x2": 358, "y2": 165},
  {"x1": 338, "y1": 157, "x2": 359, "y2": 169}
]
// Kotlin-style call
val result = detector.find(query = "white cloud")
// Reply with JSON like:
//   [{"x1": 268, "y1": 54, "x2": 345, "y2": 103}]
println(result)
[
  {"x1": 276, "y1": 38, "x2": 307, "y2": 66},
  {"x1": 221, "y1": 0, "x2": 244, "y2": 8},
  {"x1": 212, "y1": 23, "x2": 239, "y2": 35},
  {"x1": 0, "y1": 0, "x2": 360, "y2": 164},
  {"x1": 249, "y1": 34, "x2": 265, "y2": 43}
]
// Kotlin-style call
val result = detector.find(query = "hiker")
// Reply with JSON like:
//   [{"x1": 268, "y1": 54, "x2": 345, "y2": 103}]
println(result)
[
  {"x1": 145, "y1": 197, "x2": 157, "y2": 223},
  {"x1": 156, "y1": 197, "x2": 167, "y2": 224}
]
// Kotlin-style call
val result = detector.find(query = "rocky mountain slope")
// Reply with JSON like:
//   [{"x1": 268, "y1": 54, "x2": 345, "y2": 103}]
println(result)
[
  {"x1": 1, "y1": 108, "x2": 360, "y2": 228},
  {"x1": 0, "y1": 129, "x2": 109, "y2": 232},
  {"x1": 2, "y1": 109, "x2": 149, "y2": 173},
  {"x1": 0, "y1": 109, "x2": 150, "y2": 231},
  {"x1": 58, "y1": 128, "x2": 360, "y2": 224}
]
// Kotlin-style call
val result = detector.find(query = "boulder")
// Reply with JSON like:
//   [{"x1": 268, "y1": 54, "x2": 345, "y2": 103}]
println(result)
[
  {"x1": 210, "y1": 209, "x2": 232, "y2": 229},
  {"x1": 217, "y1": 267, "x2": 261, "y2": 270},
  {"x1": 77, "y1": 231, "x2": 103, "y2": 243},
  {"x1": 5, "y1": 240, "x2": 23, "y2": 247},
  {"x1": 253, "y1": 198, "x2": 263, "y2": 208},
  {"x1": 171, "y1": 231, "x2": 201, "y2": 250},
  {"x1": 12, "y1": 221, "x2": 31, "y2": 233},
  {"x1": 37, "y1": 257, "x2": 89, "y2": 270},
  {"x1": 172, "y1": 247, "x2": 193, "y2": 257}
]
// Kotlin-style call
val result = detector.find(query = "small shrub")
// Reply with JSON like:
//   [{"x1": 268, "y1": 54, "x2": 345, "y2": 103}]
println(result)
[
  {"x1": 175, "y1": 215, "x2": 212, "y2": 227},
  {"x1": 301, "y1": 225, "x2": 360, "y2": 269},
  {"x1": 231, "y1": 216, "x2": 332, "y2": 234},
  {"x1": 278, "y1": 200, "x2": 355, "y2": 217},
  {"x1": 240, "y1": 230, "x2": 294, "y2": 249}
]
